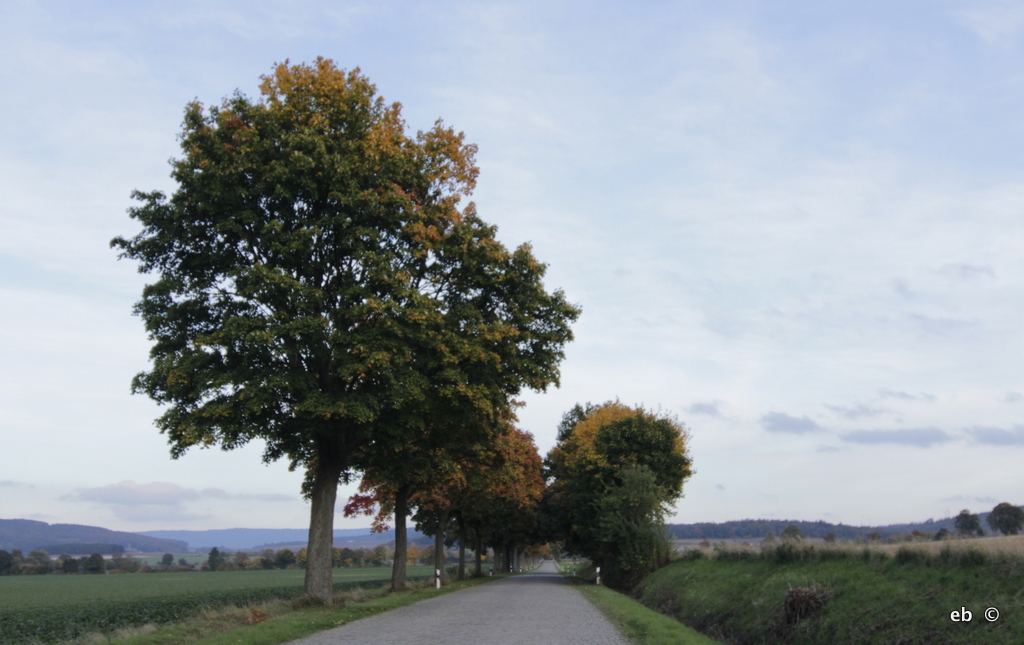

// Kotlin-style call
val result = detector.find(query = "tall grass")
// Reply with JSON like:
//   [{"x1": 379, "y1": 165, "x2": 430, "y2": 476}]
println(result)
[
  {"x1": 641, "y1": 536, "x2": 1024, "y2": 644},
  {"x1": 682, "y1": 534, "x2": 1024, "y2": 570}
]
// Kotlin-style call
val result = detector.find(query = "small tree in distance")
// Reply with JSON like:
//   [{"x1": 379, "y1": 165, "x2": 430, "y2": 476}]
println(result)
[
  {"x1": 781, "y1": 525, "x2": 805, "y2": 542},
  {"x1": 84, "y1": 553, "x2": 105, "y2": 574},
  {"x1": 987, "y1": 503, "x2": 1024, "y2": 536},
  {"x1": 274, "y1": 549, "x2": 296, "y2": 570},
  {"x1": 954, "y1": 509, "x2": 984, "y2": 537},
  {"x1": 207, "y1": 548, "x2": 224, "y2": 571},
  {"x1": 59, "y1": 554, "x2": 79, "y2": 574}
]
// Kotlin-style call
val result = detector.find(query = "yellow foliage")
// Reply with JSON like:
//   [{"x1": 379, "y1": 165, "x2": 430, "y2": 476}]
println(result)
[
  {"x1": 568, "y1": 401, "x2": 637, "y2": 449},
  {"x1": 549, "y1": 401, "x2": 691, "y2": 496},
  {"x1": 549, "y1": 401, "x2": 638, "y2": 469}
]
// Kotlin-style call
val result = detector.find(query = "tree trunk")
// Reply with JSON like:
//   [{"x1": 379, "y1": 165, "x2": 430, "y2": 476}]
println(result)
[
  {"x1": 433, "y1": 507, "x2": 450, "y2": 584},
  {"x1": 391, "y1": 484, "x2": 410, "y2": 591},
  {"x1": 474, "y1": 532, "x2": 483, "y2": 577},
  {"x1": 457, "y1": 518, "x2": 466, "y2": 580},
  {"x1": 303, "y1": 458, "x2": 344, "y2": 604}
]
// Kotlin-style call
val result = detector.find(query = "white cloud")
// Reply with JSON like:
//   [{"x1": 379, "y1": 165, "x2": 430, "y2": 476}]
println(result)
[
  {"x1": 67, "y1": 481, "x2": 199, "y2": 507},
  {"x1": 759, "y1": 412, "x2": 822, "y2": 434},
  {"x1": 687, "y1": 401, "x2": 723, "y2": 417},
  {"x1": 937, "y1": 263, "x2": 995, "y2": 282},
  {"x1": 65, "y1": 481, "x2": 294, "y2": 508},
  {"x1": 825, "y1": 403, "x2": 890, "y2": 420},
  {"x1": 840, "y1": 428, "x2": 954, "y2": 448},
  {"x1": 939, "y1": 495, "x2": 999, "y2": 505},
  {"x1": 957, "y1": 3, "x2": 1024, "y2": 48},
  {"x1": 969, "y1": 425, "x2": 1024, "y2": 446},
  {"x1": 877, "y1": 389, "x2": 937, "y2": 402}
]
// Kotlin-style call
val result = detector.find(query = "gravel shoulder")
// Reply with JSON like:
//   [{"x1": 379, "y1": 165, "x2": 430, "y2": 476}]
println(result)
[{"x1": 286, "y1": 561, "x2": 632, "y2": 645}]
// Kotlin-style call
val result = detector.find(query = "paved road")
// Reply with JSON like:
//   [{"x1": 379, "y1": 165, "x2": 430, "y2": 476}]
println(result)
[{"x1": 286, "y1": 561, "x2": 632, "y2": 645}]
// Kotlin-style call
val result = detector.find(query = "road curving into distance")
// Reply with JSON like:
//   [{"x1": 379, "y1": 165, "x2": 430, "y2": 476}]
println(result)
[{"x1": 286, "y1": 560, "x2": 631, "y2": 645}]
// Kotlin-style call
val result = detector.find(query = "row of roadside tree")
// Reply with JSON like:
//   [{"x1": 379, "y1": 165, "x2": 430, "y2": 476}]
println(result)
[{"x1": 113, "y1": 58, "x2": 692, "y2": 600}]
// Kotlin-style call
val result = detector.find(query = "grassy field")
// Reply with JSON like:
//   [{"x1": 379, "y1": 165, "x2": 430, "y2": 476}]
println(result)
[
  {"x1": 0, "y1": 565, "x2": 436, "y2": 610},
  {"x1": 637, "y1": 540, "x2": 1024, "y2": 644},
  {"x1": 0, "y1": 566, "x2": 446, "y2": 644}
]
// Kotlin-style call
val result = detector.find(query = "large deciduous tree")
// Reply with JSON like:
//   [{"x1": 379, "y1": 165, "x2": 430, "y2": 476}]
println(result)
[
  {"x1": 545, "y1": 401, "x2": 692, "y2": 589},
  {"x1": 112, "y1": 58, "x2": 579, "y2": 602},
  {"x1": 954, "y1": 509, "x2": 984, "y2": 537},
  {"x1": 987, "y1": 502, "x2": 1024, "y2": 536}
]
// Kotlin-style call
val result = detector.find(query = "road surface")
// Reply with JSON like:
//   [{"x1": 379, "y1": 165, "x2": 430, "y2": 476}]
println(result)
[{"x1": 286, "y1": 561, "x2": 632, "y2": 645}]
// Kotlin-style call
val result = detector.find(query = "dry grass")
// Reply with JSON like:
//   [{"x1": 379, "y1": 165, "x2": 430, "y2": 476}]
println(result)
[
  {"x1": 868, "y1": 534, "x2": 1024, "y2": 557},
  {"x1": 50, "y1": 582, "x2": 438, "y2": 645},
  {"x1": 681, "y1": 534, "x2": 1024, "y2": 561},
  {"x1": 56, "y1": 600, "x2": 296, "y2": 645},
  {"x1": 67, "y1": 625, "x2": 158, "y2": 645}
]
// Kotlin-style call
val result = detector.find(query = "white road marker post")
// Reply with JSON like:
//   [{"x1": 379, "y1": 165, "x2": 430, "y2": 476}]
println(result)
[
  {"x1": 596, "y1": 566, "x2": 601, "y2": 586},
  {"x1": 435, "y1": 568, "x2": 441, "y2": 590}
]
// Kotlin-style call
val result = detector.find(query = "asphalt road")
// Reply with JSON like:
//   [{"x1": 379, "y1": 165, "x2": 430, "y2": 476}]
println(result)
[{"x1": 286, "y1": 561, "x2": 632, "y2": 645}]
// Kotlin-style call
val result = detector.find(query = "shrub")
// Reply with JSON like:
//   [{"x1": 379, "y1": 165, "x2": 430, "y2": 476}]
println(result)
[
  {"x1": 780, "y1": 584, "x2": 833, "y2": 625},
  {"x1": 83, "y1": 554, "x2": 105, "y2": 574},
  {"x1": 937, "y1": 546, "x2": 987, "y2": 568},
  {"x1": 895, "y1": 546, "x2": 929, "y2": 566},
  {"x1": 768, "y1": 542, "x2": 803, "y2": 564}
]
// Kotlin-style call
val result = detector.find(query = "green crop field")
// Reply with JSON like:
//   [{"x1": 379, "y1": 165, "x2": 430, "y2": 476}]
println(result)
[
  {"x1": 0, "y1": 566, "x2": 439, "y2": 644},
  {"x1": 0, "y1": 565, "x2": 434, "y2": 610}
]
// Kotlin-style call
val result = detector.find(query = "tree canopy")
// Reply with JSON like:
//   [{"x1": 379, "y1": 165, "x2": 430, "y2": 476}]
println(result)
[
  {"x1": 954, "y1": 509, "x2": 984, "y2": 537},
  {"x1": 544, "y1": 401, "x2": 692, "y2": 589},
  {"x1": 345, "y1": 413, "x2": 545, "y2": 586},
  {"x1": 112, "y1": 58, "x2": 579, "y2": 601},
  {"x1": 987, "y1": 503, "x2": 1024, "y2": 536}
]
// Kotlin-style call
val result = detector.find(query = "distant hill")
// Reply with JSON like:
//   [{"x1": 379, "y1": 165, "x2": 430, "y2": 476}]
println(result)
[
  {"x1": 0, "y1": 519, "x2": 187, "y2": 553},
  {"x1": 666, "y1": 508, "x2": 1019, "y2": 541},
  {"x1": 37, "y1": 542, "x2": 125, "y2": 555},
  {"x1": 137, "y1": 527, "x2": 427, "y2": 551}
]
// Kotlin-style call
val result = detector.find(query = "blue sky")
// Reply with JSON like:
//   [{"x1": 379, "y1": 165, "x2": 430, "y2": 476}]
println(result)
[{"x1": 4, "y1": 0, "x2": 1024, "y2": 532}]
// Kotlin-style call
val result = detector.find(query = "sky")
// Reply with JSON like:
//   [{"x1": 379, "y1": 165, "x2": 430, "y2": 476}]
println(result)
[{"x1": 4, "y1": 0, "x2": 1024, "y2": 533}]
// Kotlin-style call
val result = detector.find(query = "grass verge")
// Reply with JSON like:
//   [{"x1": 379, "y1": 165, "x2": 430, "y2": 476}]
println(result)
[
  {"x1": 635, "y1": 547, "x2": 1024, "y2": 645},
  {"x1": 109, "y1": 575, "x2": 503, "y2": 645},
  {"x1": 575, "y1": 583, "x2": 722, "y2": 645}
]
